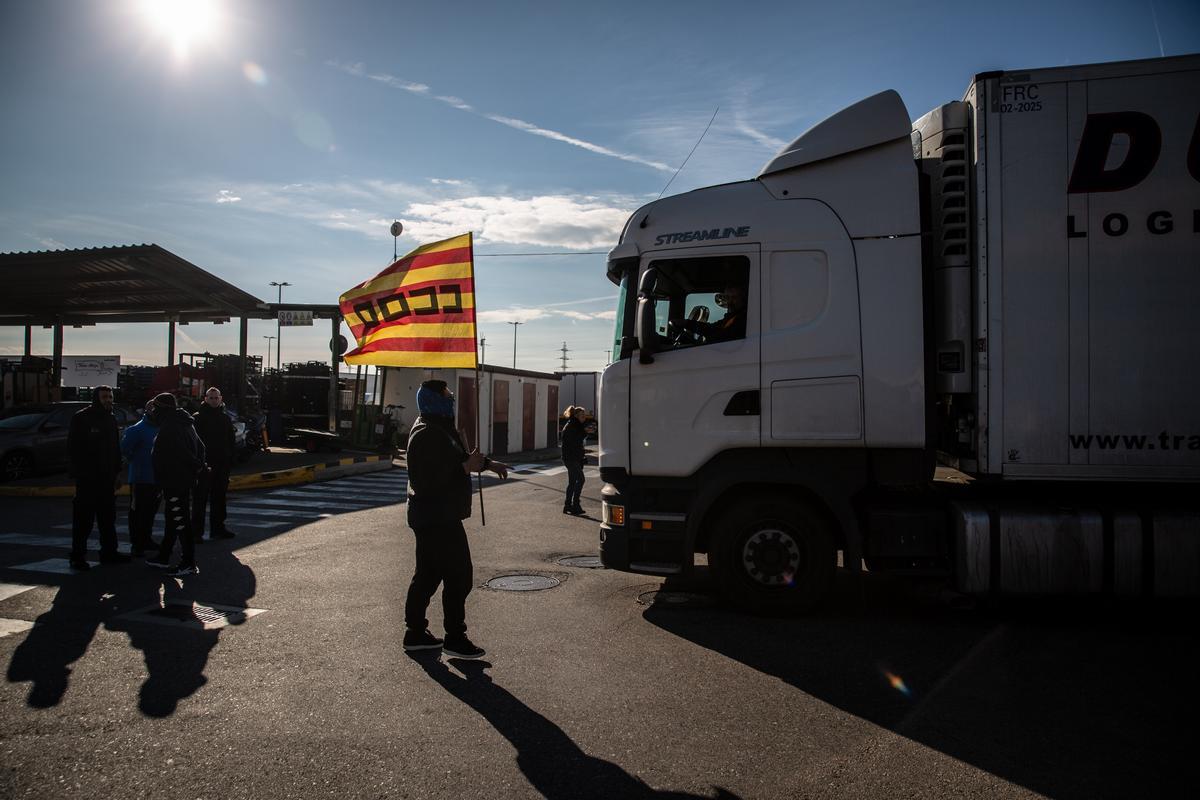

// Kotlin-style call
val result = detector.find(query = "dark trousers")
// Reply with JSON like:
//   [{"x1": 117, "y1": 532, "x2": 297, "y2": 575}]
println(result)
[
  {"x1": 563, "y1": 458, "x2": 585, "y2": 509},
  {"x1": 71, "y1": 476, "x2": 118, "y2": 560},
  {"x1": 404, "y1": 521, "x2": 472, "y2": 637},
  {"x1": 192, "y1": 465, "x2": 229, "y2": 536},
  {"x1": 128, "y1": 483, "x2": 161, "y2": 549},
  {"x1": 157, "y1": 488, "x2": 195, "y2": 567}
]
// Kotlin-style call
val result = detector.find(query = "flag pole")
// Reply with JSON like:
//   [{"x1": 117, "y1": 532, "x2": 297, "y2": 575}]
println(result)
[{"x1": 470, "y1": 231, "x2": 486, "y2": 527}]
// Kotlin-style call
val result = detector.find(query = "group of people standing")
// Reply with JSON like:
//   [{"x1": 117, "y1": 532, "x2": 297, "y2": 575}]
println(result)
[{"x1": 68, "y1": 385, "x2": 237, "y2": 577}]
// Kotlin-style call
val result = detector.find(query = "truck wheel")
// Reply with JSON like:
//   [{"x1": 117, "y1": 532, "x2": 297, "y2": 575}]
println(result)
[{"x1": 709, "y1": 497, "x2": 835, "y2": 614}]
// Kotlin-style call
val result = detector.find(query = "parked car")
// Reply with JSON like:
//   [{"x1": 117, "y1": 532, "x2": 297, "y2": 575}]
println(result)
[{"x1": 0, "y1": 402, "x2": 137, "y2": 482}]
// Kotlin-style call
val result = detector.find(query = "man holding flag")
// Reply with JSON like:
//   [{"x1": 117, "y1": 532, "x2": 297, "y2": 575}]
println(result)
[{"x1": 339, "y1": 233, "x2": 508, "y2": 659}]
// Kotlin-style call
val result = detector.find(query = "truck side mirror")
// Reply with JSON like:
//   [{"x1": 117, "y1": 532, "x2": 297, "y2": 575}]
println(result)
[{"x1": 636, "y1": 267, "x2": 659, "y2": 365}]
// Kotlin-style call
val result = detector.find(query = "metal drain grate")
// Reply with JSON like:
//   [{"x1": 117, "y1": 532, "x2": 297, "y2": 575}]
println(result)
[
  {"x1": 636, "y1": 590, "x2": 714, "y2": 608},
  {"x1": 119, "y1": 601, "x2": 266, "y2": 630},
  {"x1": 485, "y1": 575, "x2": 561, "y2": 592},
  {"x1": 557, "y1": 555, "x2": 604, "y2": 569}
]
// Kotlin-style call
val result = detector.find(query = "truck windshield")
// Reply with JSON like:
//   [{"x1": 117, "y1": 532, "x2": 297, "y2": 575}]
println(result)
[{"x1": 610, "y1": 270, "x2": 631, "y2": 362}]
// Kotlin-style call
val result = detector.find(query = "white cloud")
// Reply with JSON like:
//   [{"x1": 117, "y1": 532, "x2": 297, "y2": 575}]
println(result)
[
  {"x1": 188, "y1": 179, "x2": 634, "y2": 250},
  {"x1": 478, "y1": 306, "x2": 614, "y2": 324},
  {"x1": 37, "y1": 236, "x2": 67, "y2": 249},
  {"x1": 477, "y1": 307, "x2": 548, "y2": 324},
  {"x1": 429, "y1": 178, "x2": 465, "y2": 186},
  {"x1": 404, "y1": 194, "x2": 632, "y2": 249},
  {"x1": 327, "y1": 59, "x2": 671, "y2": 173}
]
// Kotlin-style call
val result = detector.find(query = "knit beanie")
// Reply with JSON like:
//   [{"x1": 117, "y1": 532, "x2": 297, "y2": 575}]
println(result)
[{"x1": 416, "y1": 380, "x2": 455, "y2": 419}]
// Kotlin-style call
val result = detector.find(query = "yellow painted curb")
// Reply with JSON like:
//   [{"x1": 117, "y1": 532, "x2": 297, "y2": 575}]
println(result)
[{"x1": 0, "y1": 455, "x2": 391, "y2": 498}]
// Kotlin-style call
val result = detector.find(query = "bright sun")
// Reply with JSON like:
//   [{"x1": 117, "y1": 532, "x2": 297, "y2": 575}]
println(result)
[{"x1": 139, "y1": 0, "x2": 221, "y2": 58}]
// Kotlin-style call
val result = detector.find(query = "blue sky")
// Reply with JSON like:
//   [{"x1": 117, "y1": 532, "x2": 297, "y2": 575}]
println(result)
[{"x1": 2, "y1": 0, "x2": 1198, "y2": 374}]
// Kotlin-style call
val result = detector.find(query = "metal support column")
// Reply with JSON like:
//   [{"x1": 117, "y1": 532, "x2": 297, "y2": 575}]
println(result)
[
  {"x1": 23, "y1": 325, "x2": 32, "y2": 356},
  {"x1": 167, "y1": 320, "x2": 176, "y2": 366},
  {"x1": 51, "y1": 322, "x2": 63, "y2": 398},
  {"x1": 238, "y1": 316, "x2": 249, "y2": 414},
  {"x1": 328, "y1": 315, "x2": 339, "y2": 433}
]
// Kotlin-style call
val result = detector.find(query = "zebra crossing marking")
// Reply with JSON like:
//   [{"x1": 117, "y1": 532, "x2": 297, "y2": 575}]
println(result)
[
  {"x1": 11, "y1": 558, "x2": 95, "y2": 575},
  {"x1": 0, "y1": 618, "x2": 35, "y2": 638},
  {"x1": 0, "y1": 583, "x2": 37, "y2": 602}
]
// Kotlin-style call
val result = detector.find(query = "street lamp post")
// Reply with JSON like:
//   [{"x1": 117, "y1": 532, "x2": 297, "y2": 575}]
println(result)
[
  {"x1": 263, "y1": 336, "x2": 276, "y2": 372},
  {"x1": 269, "y1": 281, "x2": 292, "y2": 370},
  {"x1": 479, "y1": 337, "x2": 486, "y2": 366},
  {"x1": 507, "y1": 321, "x2": 523, "y2": 369}
]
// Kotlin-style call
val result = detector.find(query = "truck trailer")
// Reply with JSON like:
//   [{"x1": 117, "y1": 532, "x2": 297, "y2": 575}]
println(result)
[{"x1": 597, "y1": 54, "x2": 1200, "y2": 611}]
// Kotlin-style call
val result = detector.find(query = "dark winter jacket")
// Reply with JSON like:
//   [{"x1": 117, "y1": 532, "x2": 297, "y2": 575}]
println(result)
[
  {"x1": 193, "y1": 403, "x2": 236, "y2": 469},
  {"x1": 151, "y1": 408, "x2": 207, "y2": 491},
  {"x1": 560, "y1": 417, "x2": 586, "y2": 462},
  {"x1": 68, "y1": 402, "x2": 121, "y2": 480},
  {"x1": 406, "y1": 415, "x2": 472, "y2": 527}
]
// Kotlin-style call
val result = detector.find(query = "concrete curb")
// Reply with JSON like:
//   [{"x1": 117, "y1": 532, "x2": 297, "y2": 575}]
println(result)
[{"x1": 0, "y1": 455, "x2": 394, "y2": 498}]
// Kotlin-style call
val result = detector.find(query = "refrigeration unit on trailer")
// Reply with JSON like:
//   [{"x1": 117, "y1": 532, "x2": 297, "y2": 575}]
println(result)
[{"x1": 597, "y1": 54, "x2": 1200, "y2": 611}]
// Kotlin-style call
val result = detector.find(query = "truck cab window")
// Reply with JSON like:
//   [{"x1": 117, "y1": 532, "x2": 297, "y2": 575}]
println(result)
[{"x1": 646, "y1": 255, "x2": 750, "y2": 350}]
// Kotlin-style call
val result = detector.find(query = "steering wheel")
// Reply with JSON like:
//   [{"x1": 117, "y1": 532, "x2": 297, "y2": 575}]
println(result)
[{"x1": 667, "y1": 318, "x2": 705, "y2": 347}]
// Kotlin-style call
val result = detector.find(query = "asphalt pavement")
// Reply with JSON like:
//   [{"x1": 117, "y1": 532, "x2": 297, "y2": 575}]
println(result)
[{"x1": 1, "y1": 456, "x2": 1196, "y2": 799}]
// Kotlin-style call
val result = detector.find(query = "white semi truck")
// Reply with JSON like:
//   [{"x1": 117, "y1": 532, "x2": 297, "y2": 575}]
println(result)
[{"x1": 597, "y1": 55, "x2": 1200, "y2": 611}]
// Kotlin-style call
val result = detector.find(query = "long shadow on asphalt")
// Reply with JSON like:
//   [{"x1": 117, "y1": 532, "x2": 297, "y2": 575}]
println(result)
[
  {"x1": 408, "y1": 653, "x2": 740, "y2": 800},
  {"x1": 6, "y1": 546, "x2": 256, "y2": 718},
  {"x1": 644, "y1": 572, "x2": 1200, "y2": 800}
]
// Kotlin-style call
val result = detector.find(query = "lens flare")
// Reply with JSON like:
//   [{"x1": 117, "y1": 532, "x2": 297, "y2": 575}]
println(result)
[
  {"x1": 883, "y1": 670, "x2": 912, "y2": 697},
  {"x1": 242, "y1": 61, "x2": 268, "y2": 86}
]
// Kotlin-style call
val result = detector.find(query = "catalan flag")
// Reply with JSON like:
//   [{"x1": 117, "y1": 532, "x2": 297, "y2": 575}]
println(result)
[{"x1": 339, "y1": 233, "x2": 477, "y2": 368}]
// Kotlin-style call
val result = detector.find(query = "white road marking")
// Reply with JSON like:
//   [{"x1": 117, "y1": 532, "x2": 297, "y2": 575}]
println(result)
[
  {"x1": 0, "y1": 618, "x2": 35, "y2": 638},
  {"x1": 0, "y1": 583, "x2": 37, "y2": 601},
  {"x1": 11, "y1": 558, "x2": 96, "y2": 574}
]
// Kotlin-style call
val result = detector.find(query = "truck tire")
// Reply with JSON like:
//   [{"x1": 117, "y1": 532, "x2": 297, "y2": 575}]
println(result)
[{"x1": 709, "y1": 496, "x2": 835, "y2": 614}]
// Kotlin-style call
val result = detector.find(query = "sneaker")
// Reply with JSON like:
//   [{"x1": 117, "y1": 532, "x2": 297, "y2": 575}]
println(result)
[
  {"x1": 145, "y1": 557, "x2": 171, "y2": 569},
  {"x1": 99, "y1": 552, "x2": 132, "y2": 565},
  {"x1": 402, "y1": 629, "x2": 444, "y2": 652},
  {"x1": 570, "y1": 506, "x2": 586, "y2": 516},
  {"x1": 68, "y1": 559, "x2": 91, "y2": 572},
  {"x1": 562, "y1": 506, "x2": 573, "y2": 515},
  {"x1": 168, "y1": 564, "x2": 199, "y2": 577},
  {"x1": 442, "y1": 635, "x2": 485, "y2": 659}
]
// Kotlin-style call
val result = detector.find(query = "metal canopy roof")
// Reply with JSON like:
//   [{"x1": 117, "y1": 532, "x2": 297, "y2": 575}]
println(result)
[{"x1": 0, "y1": 244, "x2": 269, "y2": 326}]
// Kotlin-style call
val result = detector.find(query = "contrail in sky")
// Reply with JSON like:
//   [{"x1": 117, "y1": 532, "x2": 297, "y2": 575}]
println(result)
[{"x1": 328, "y1": 60, "x2": 673, "y2": 173}]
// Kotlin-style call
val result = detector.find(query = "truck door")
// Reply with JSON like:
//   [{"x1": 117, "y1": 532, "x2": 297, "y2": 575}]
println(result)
[
  {"x1": 759, "y1": 229, "x2": 864, "y2": 446},
  {"x1": 630, "y1": 245, "x2": 759, "y2": 478}
]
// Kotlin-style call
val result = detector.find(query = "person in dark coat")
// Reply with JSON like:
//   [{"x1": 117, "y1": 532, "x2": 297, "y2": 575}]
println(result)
[
  {"x1": 120, "y1": 399, "x2": 161, "y2": 557},
  {"x1": 67, "y1": 385, "x2": 129, "y2": 570},
  {"x1": 192, "y1": 386, "x2": 237, "y2": 540},
  {"x1": 403, "y1": 379, "x2": 508, "y2": 659},
  {"x1": 560, "y1": 405, "x2": 588, "y2": 515},
  {"x1": 145, "y1": 393, "x2": 206, "y2": 577}
]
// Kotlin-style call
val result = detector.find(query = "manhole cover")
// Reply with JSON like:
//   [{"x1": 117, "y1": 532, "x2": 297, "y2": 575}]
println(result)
[
  {"x1": 485, "y1": 574, "x2": 561, "y2": 591},
  {"x1": 636, "y1": 590, "x2": 714, "y2": 608},
  {"x1": 557, "y1": 555, "x2": 604, "y2": 569}
]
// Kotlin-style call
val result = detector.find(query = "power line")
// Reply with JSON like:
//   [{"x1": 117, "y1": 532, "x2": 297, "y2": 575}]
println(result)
[{"x1": 475, "y1": 252, "x2": 607, "y2": 257}]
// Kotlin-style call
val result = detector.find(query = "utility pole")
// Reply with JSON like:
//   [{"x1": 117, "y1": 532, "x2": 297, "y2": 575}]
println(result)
[
  {"x1": 479, "y1": 337, "x2": 487, "y2": 367},
  {"x1": 559, "y1": 341, "x2": 570, "y2": 372},
  {"x1": 263, "y1": 336, "x2": 276, "y2": 372},
  {"x1": 507, "y1": 321, "x2": 523, "y2": 369},
  {"x1": 269, "y1": 281, "x2": 292, "y2": 370}
]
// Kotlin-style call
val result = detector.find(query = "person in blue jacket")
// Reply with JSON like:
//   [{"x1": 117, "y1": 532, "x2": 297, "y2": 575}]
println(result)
[{"x1": 120, "y1": 398, "x2": 162, "y2": 557}]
